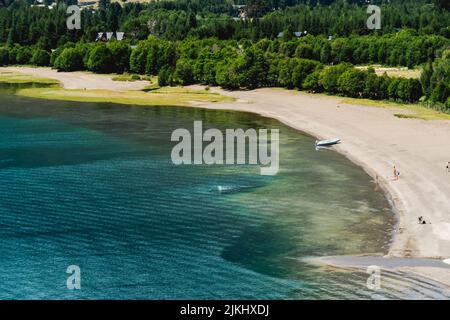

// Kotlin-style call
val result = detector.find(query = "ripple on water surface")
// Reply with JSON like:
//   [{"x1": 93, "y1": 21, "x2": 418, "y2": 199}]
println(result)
[{"x1": 0, "y1": 87, "x2": 446, "y2": 299}]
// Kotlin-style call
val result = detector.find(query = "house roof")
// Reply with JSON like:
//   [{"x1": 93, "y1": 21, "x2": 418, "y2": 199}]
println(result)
[
  {"x1": 277, "y1": 31, "x2": 303, "y2": 38},
  {"x1": 95, "y1": 32, "x2": 126, "y2": 41}
]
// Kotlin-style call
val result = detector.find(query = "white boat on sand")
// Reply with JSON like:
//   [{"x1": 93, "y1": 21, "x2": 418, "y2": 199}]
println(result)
[{"x1": 315, "y1": 138, "x2": 341, "y2": 147}]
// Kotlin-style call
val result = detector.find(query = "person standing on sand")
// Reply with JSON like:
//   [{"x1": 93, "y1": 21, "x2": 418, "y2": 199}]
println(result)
[
  {"x1": 393, "y1": 165, "x2": 399, "y2": 180},
  {"x1": 447, "y1": 162, "x2": 450, "y2": 173}
]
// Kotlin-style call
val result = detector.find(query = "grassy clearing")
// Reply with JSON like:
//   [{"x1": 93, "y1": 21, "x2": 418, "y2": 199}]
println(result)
[
  {"x1": 0, "y1": 70, "x2": 60, "y2": 85},
  {"x1": 111, "y1": 73, "x2": 155, "y2": 82},
  {"x1": 356, "y1": 65, "x2": 421, "y2": 79},
  {"x1": 340, "y1": 97, "x2": 450, "y2": 120},
  {"x1": 1, "y1": 70, "x2": 232, "y2": 107},
  {"x1": 16, "y1": 86, "x2": 234, "y2": 106}
]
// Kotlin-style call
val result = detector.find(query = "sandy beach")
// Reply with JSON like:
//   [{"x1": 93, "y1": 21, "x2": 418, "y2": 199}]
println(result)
[
  {"x1": 203, "y1": 87, "x2": 450, "y2": 286},
  {"x1": 202, "y1": 87, "x2": 450, "y2": 258},
  {"x1": 1, "y1": 66, "x2": 150, "y2": 90},
  {"x1": 2, "y1": 67, "x2": 450, "y2": 287}
]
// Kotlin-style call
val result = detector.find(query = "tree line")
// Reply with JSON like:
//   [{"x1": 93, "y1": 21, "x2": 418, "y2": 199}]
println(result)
[
  {"x1": 1, "y1": 30, "x2": 448, "y2": 68},
  {"x1": 0, "y1": 0, "x2": 449, "y2": 48},
  {"x1": 0, "y1": 0, "x2": 449, "y2": 109},
  {"x1": 1, "y1": 35, "x2": 449, "y2": 109}
]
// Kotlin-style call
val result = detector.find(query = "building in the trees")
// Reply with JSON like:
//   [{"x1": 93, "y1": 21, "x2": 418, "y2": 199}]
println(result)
[
  {"x1": 95, "y1": 32, "x2": 126, "y2": 42},
  {"x1": 31, "y1": 0, "x2": 55, "y2": 9},
  {"x1": 277, "y1": 31, "x2": 306, "y2": 38},
  {"x1": 232, "y1": 4, "x2": 247, "y2": 20},
  {"x1": 79, "y1": 0, "x2": 98, "y2": 9}
]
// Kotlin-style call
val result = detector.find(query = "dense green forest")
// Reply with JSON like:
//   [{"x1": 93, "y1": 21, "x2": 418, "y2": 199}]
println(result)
[
  {"x1": 0, "y1": 0, "x2": 449, "y2": 109},
  {"x1": 1, "y1": 0, "x2": 450, "y2": 45}
]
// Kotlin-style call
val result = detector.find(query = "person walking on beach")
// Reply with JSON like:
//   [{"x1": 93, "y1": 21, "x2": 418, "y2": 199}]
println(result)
[
  {"x1": 447, "y1": 162, "x2": 450, "y2": 173},
  {"x1": 392, "y1": 165, "x2": 400, "y2": 180}
]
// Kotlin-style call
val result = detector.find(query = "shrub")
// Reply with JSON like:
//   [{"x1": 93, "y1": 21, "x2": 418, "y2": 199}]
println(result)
[
  {"x1": 215, "y1": 61, "x2": 239, "y2": 90},
  {"x1": 54, "y1": 47, "x2": 84, "y2": 71},
  {"x1": 0, "y1": 47, "x2": 9, "y2": 66},
  {"x1": 233, "y1": 47, "x2": 268, "y2": 89},
  {"x1": 388, "y1": 78, "x2": 401, "y2": 100},
  {"x1": 50, "y1": 42, "x2": 75, "y2": 67},
  {"x1": 294, "y1": 44, "x2": 314, "y2": 60},
  {"x1": 130, "y1": 44, "x2": 148, "y2": 74},
  {"x1": 31, "y1": 49, "x2": 50, "y2": 66},
  {"x1": 108, "y1": 41, "x2": 131, "y2": 73},
  {"x1": 174, "y1": 59, "x2": 194, "y2": 85},
  {"x1": 278, "y1": 59, "x2": 295, "y2": 88},
  {"x1": 303, "y1": 69, "x2": 323, "y2": 92},
  {"x1": 8, "y1": 46, "x2": 20, "y2": 64},
  {"x1": 291, "y1": 59, "x2": 321, "y2": 89},
  {"x1": 363, "y1": 72, "x2": 381, "y2": 99},
  {"x1": 16, "y1": 47, "x2": 32, "y2": 64},
  {"x1": 158, "y1": 66, "x2": 174, "y2": 86},
  {"x1": 319, "y1": 63, "x2": 352, "y2": 94},
  {"x1": 86, "y1": 45, "x2": 113, "y2": 73},
  {"x1": 430, "y1": 82, "x2": 450, "y2": 104},
  {"x1": 396, "y1": 78, "x2": 422, "y2": 103},
  {"x1": 337, "y1": 68, "x2": 367, "y2": 97}
]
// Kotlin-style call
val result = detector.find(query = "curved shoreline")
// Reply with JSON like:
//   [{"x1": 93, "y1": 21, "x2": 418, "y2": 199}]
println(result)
[
  {"x1": 190, "y1": 86, "x2": 450, "y2": 286},
  {"x1": 2, "y1": 67, "x2": 450, "y2": 287},
  {"x1": 209, "y1": 101, "x2": 404, "y2": 251},
  {"x1": 194, "y1": 90, "x2": 405, "y2": 248}
]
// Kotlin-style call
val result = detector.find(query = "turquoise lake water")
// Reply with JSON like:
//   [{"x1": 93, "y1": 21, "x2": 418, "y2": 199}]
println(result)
[{"x1": 0, "y1": 84, "x2": 447, "y2": 299}]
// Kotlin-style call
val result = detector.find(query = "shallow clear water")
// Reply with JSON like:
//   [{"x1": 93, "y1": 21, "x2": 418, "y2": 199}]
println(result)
[{"x1": 0, "y1": 84, "x2": 447, "y2": 299}]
